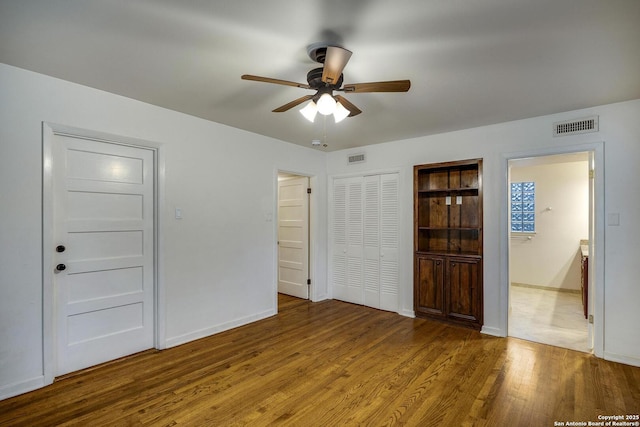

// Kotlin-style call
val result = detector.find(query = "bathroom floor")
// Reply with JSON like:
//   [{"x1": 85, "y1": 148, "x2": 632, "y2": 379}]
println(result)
[{"x1": 509, "y1": 284, "x2": 590, "y2": 353}]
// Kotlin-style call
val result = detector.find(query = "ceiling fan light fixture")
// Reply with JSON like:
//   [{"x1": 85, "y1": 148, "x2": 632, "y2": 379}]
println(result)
[
  {"x1": 300, "y1": 101, "x2": 318, "y2": 122},
  {"x1": 333, "y1": 101, "x2": 350, "y2": 123},
  {"x1": 316, "y1": 93, "x2": 336, "y2": 116}
]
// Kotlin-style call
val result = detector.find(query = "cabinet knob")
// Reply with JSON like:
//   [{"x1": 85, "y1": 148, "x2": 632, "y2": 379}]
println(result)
[
  {"x1": 56, "y1": 245, "x2": 66, "y2": 253},
  {"x1": 56, "y1": 263, "x2": 66, "y2": 271}
]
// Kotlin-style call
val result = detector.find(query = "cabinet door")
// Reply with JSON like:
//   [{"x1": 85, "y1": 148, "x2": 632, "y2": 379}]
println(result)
[
  {"x1": 447, "y1": 257, "x2": 482, "y2": 324},
  {"x1": 415, "y1": 255, "x2": 445, "y2": 317}
]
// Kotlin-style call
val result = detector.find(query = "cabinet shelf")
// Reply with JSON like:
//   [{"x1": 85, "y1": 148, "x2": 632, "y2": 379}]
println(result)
[
  {"x1": 414, "y1": 158, "x2": 483, "y2": 329},
  {"x1": 416, "y1": 250, "x2": 482, "y2": 257},
  {"x1": 418, "y1": 227, "x2": 481, "y2": 231},
  {"x1": 417, "y1": 187, "x2": 478, "y2": 194}
]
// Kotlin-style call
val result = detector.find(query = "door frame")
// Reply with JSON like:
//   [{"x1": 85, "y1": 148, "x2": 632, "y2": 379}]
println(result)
[
  {"x1": 498, "y1": 141, "x2": 604, "y2": 358},
  {"x1": 42, "y1": 122, "x2": 166, "y2": 384},
  {"x1": 276, "y1": 173, "x2": 310, "y2": 299},
  {"x1": 275, "y1": 170, "x2": 315, "y2": 304}
]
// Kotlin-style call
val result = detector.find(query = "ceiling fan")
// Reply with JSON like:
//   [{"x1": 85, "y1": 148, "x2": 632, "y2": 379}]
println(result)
[{"x1": 241, "y1": 44, "x2": 411, "y2": 123}]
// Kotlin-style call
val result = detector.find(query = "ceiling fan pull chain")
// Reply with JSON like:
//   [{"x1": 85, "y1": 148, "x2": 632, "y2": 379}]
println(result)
[{"x1": 323, "y1": 115, "x2": 328, "y2": 147}]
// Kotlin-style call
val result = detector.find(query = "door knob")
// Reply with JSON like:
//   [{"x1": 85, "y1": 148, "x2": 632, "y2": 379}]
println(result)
[
  {"x1": 56, "y1": 245, "x2": 66, "y2": 253},
  {"x1": 56, "y1": 264, "x2": 66, "y2": 271}
]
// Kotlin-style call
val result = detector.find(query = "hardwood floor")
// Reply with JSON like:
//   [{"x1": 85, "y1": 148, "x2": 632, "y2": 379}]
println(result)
[{"x1": 2, "y1": 294, "x2": 639, "y2": 426}]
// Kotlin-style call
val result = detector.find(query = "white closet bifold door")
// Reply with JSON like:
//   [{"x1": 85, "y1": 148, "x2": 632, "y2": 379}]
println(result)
[
  {"x1": 332, "y1": 178, "x2": 348, "y2": 302},
  {"x1": 332, "y1": 176, "x2": 364, "y2": 305},
  {"x1": 332, "y1": 173, "x2": 399, "y2": 311},
  {"x1": 364, "y1": 175, "x2": 381, "y2": 308},
  {"x1": 346, "y1": 177, "x2": 364, "y2": 304},
  {"x1": 379, "y1": 173, "x2": 399, "y2": 311}
]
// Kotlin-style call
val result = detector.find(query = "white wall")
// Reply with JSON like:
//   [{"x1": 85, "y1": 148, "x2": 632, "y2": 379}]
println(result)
[
  {"x1": 2, "y1": 61, "x2": 639, "y2": 400},
  {"x1": 510, "y1": 160, "x2": 589, "y2": 291},
  {"x1": 327, "y1": 98, "x2": 640, "y2": 367},
  {"x1": 0, "y1": 63, "x2": 327, "y2": 399}
]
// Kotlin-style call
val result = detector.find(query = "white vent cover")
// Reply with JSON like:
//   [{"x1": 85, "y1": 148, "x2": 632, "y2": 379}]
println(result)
[
  {"x1": 348, "y1": 153, "x2": 366, "y2": 164},
  {"x1": 553, "y1": 116, "x2": 599, "y2": 137}
]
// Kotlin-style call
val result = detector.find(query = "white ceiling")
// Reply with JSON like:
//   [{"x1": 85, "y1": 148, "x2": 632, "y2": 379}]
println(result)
[{"x1": 1, "y1": 0, "x2": 639, "y2": 152}]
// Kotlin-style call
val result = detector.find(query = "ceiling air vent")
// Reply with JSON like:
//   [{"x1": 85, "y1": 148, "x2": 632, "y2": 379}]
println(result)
[
  {"x1": 348, "y1": 153, "x2": 366, "y2": 165},
  {"x1": 553, "y1": 116, "x2": 599, "y2": 137}
]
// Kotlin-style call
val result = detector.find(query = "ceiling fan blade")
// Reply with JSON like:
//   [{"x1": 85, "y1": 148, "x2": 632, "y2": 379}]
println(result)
[
  {"x1": 334, "y1": 95, "x2": 362, "y2": 117},
  {"x1": 272, "y1": 95, "x2": 314, "y2": 112},
  {"x1": 342, "y1": 80, "x2": 411, "y2": 93},
  {"x1": 242, "y1": 74, "x2": 311, "y2": 89},
  {"x1": 322, "y1": 46, "x2": 352, "y2": 85}
]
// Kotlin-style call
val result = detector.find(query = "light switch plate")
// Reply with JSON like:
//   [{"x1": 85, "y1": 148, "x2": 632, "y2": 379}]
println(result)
[{"x1": 175, "y1": 208, "x2": 182, "y2": 219}]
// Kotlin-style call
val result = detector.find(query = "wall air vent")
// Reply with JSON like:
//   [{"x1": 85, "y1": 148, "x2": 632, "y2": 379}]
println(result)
[
  {"x1": 348, "y1": 153, "x2": 366, "y2": 164},
  {"x1": 553, "y1": 116, "x2": 599, "y2": 137}
]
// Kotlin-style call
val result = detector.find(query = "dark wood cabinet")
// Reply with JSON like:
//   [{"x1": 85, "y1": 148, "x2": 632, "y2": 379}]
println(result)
[
  {"x1": 414, "y1": 159, "x2": 483, "y2": 329},
  {"x1": 415, "y1": 254, "x2": 445, "y2": 318},
  {"x1": 447, "y1": 256, "x2": 482, "y2": 324}
]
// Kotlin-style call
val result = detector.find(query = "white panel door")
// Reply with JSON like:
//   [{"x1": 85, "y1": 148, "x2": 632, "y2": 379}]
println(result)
[
  {"x1": 277, "y1": 176, "x2": 309, "y2": 299},
  {"x1": 379, "y1": 173, "x2": 399, "y2": 311},
  {"x1": 363, "y1": 175, "x2": 381, "y2": 308},
  {"x1": 52, "y1": 134, "x2": 155, "y2": 376}
]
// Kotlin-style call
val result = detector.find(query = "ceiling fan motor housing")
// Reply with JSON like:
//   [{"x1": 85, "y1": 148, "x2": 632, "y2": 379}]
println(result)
[{"x1": 307, "y1": 67, "x2": 343, "y2": 90}]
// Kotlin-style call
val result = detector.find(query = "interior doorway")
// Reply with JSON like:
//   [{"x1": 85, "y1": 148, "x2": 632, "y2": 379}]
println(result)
[
  {"x1": 277, "y1": 172, "x2": 311, "y2": 300},
  {"x1": 507, "y1": 151, "x2": 593, "y2": 353}
]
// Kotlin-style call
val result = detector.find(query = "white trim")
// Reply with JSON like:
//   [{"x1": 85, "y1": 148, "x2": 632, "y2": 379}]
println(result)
[
  {"x1": 41, "y1": 122, "x2": 166, "y2": 383},
  {"x1": 604, "y1": 351, "x2": 640, "y2": 368},
  {"x1": 398, "y1": 308, "x2": 415, "y2": 318},
  {"x1": 165, "y1": 308, "x2": 276, "y2": 348},
  {"x1": 0, "y1": 376, "x2": 45, "y2": 401},
  {"x1": 500, "y1": 142, "x2": 604, "y2": 358},
  {"x1": 42, "y1": 123, "x2": 55, "y2": 385},
  {"x1": 481, "y1": 326, "x2": 503, "y2": 337}
]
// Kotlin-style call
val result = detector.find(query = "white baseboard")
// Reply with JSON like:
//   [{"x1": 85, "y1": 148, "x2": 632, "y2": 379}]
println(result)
[
  {"x1": 311, "y1": 293, "x2": 328, "y2": 302},
  {"x1": 399, "y1": 308, "x2": 415, "y2": 318},
  {"x1": 604, "y1": 351, "x2": 640, "y2": 368},
  {"x1": 165, "y1": 308, "x2": 276, "y2": 348},
  {"x1": 0, "y1": 375, "x2": 45, "y2": 401},
  {"x1": 481, "y1": 326, "x2": 506, "y2": 337}
]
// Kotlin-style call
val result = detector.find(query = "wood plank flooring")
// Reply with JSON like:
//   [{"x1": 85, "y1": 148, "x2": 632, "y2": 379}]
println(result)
[{"x1": 1, "y1": 294, "x2": 639, "y2": 426}]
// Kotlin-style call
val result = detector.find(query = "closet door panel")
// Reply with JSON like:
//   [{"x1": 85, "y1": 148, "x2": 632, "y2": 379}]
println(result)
[
  {"x1": 345, "y1": 178, "x2": 364, "y2": 304},
  {"x1": 363, "y1": 175, "x2": 380, "y2": 309},
  {"x1": 380, "y1": 173, "x2": 399, "y2": 311},
  {"x1": 332, "y1": 178, "x2": 348, "y2": 301}
]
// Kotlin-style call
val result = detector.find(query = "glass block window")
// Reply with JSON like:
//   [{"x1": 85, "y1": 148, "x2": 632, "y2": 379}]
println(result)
[{"x1": 511, "y1": 181, "x2": 535, "y2": 232}]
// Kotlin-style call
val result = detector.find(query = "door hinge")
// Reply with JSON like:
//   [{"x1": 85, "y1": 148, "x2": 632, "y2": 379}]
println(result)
[
  {"x1": 589, "y1": 169, "x2": 595, "y2": 179},
  {"x1": 588, "y1": 314, "x2": 594, "y2": 324},
  {"x1": 307, "y1": 188, "x2": 312, "y2": 194},
  {"x1": 307, "y1": 279, "x2": 311, "y2": 285}
]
